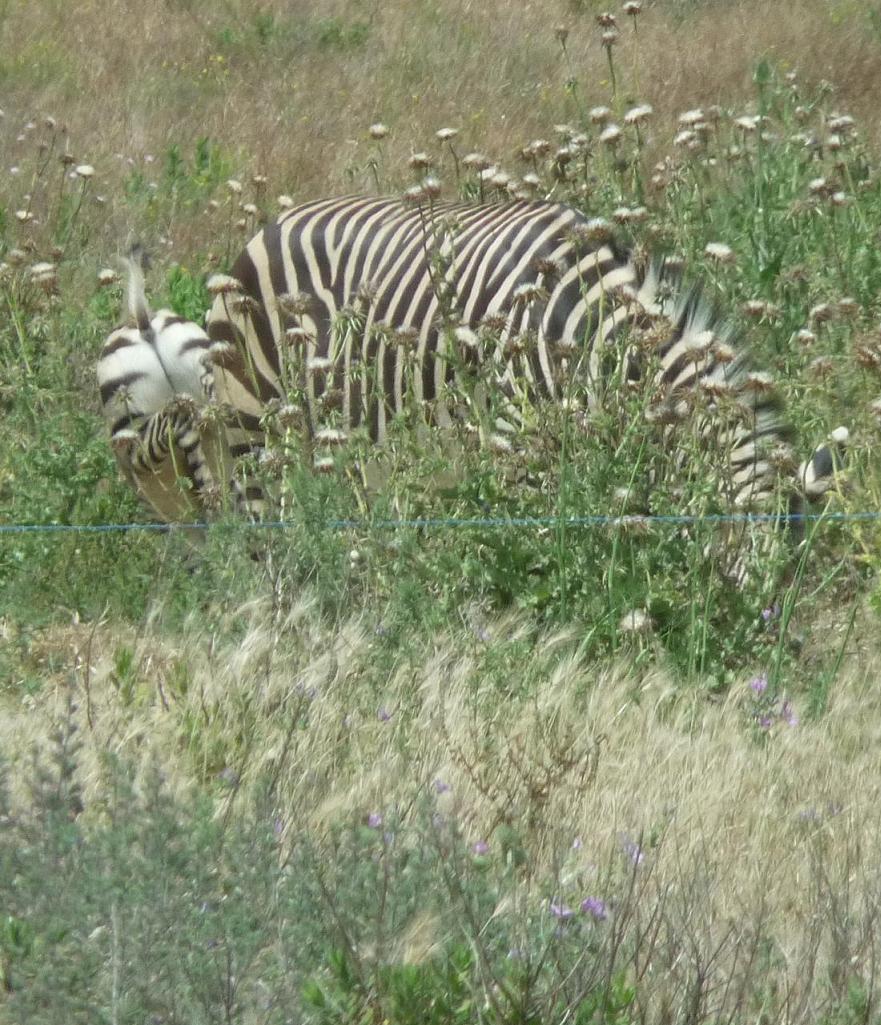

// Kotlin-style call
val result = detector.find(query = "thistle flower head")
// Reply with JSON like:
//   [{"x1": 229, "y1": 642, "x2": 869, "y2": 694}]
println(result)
[
  {"x1": 624, "y1": 104, "x2": 653, "y2": 125},
  {"x1": 704, "y1": 242, "x2": 736, "y2": 264},
  {"x1": 206, "y1": 273, "x2": 243, "y2": 296},
  {"x1": 599, "y1": 125, "x2": 622, "y2": 146},
  {"x1": 619, "y1": 608, "x2": 652, "y2": 634},
  {"x1": 679, "y1": 109, "x2": 705, "y2": 126},
  {"x1": 97, "y1": 267, "x2": 118, "y2": 287},
  {"x1": 369, "y1": 123, "x2": 389, "y2": 139},
  {"x1": 462, "y1": 152, "x2": 491, "y2": 172},
  {"x1": 435, "y1": 127, "x2": 458, "y2": 142},
  {"x1": 589, "y1": 105, "x2": 612, "y2": 125},
  {"x1": 408, "y1": 151, "x2": 433, "y2": 171},
  {"x1": 225, "y1": 178, "x2": 243, "y2": 194}
]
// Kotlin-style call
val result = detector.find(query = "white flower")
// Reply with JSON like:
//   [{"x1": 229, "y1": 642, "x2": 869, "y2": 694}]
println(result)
[
  {"x1": 74, "y1": 164, "x2": 95, "y2": 178},
  {"x1": 624, "y1": 104, "x2": 653, "y2": 125},
  {"x1": 704, "y1": 242, "x2": 735, "y2": 264}
]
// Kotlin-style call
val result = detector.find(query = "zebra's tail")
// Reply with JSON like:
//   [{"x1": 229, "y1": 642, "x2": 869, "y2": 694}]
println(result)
[
  {"x1": 123, "y1": 243, "x2": 152, "y2": 335},
  {"x1": 788, "y1": 425, "x2": 848, "y2": 539}
]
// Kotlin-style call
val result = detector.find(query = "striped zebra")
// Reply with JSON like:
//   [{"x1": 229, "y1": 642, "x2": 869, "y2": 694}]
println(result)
[
  {"x1": 99, "y1": 197, "x2": 844, "y2": 532},
  {"x1": 97, "y1": 247, "x2": 229, "y2": 522}
]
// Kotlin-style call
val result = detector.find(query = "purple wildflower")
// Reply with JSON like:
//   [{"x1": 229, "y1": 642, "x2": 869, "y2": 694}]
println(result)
[
  {"x1": 758, "y1": 714, "x2": 774, "y2": 730},
  {"x1": 378, "y1": 707, "x2": 392, "y2": 722},
  {"x1": 550, "y1": 901, "x2": 575, "y2": 920},
  {"x1": 620, "y1": 836, "x2": 644, "y2": 865},
  {"x1": 572, "y1": 836, "x2": 583, "y2": 850},
  {"x1": 367, "y1": 812, "x2": 383, "y2": 828},
  {"x1": 581, "y1": 897, "x2": 608, "y2": 921},
  {"x1": 750, "y1": 674, "x2": 768, "y2": 696},
  {"x1": 781, "y1": 699, "x2": 798, "y2": 727},
  {"x1": 761, "y1": 603, "x2": 781, "y2": 624},
  {"x1": 433, "y1": 778, "x2": 451, "y2": 795},
  {"x1": 472, "y1": 840, "x2": 489, "y2": 856}
]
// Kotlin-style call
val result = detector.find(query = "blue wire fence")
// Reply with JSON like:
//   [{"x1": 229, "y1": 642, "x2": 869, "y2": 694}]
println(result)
[{"x1": 1, "y1": 510, "x2": 879, "y2": 536}]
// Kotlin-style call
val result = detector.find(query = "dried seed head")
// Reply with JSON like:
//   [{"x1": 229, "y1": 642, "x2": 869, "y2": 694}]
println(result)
[
  {"x1": 307, "y1": 356, "x2": 333, "y2": 373},
  {"x1": 512, "y1": 282, "x2": 547, "y2": 304},
  {"x1": 555, "y1": 25, "x2": 569, "y2": 45},
  {"x1": 589, "y1": 106, "x2": 613, "y2": 125},
  {"x1": 489, "y1": 433, "x2": 513, "y2": 454},
  {"x1": 743, "y1": 371, "x2": 775, "y2": 394},
  {"x1": 601, "y1": 28, "x2": 619, "y2": 47},
  {"x1": 583, "y1": 217, "x2": 615, "y2": 244},
  {"x1": 284, "y1": 326, "x2": 313, "y2": 346},
  {"x1": 241, "y1": 202, "x2": 259, "y2": 216},
  {"x1": 596, "y1": 11, "x2": 617, "y2": 27},
  {"x1": 231, "y1": 295, "x2": 260, "y2": 316},
  {"x1": 525, "y1": 138, "x2": 552, "y2": 159},
  {"x1": 712, "y1": 341, "x2": 736, "y2": 364},
  {"x1": 742, "y1": 300, "x2": 780, "y2": 320},
  {"x1": 421, "y1": 175, "x2": 442, "y2": 199},
  {"x1": 369, "y1": 123, "x2": 389, "y2": 139},
  {"x1": 97, "y1": 267, "x2": 118, "y2": 286},
  {"x1": 830, "y1": 191, "x2": 850, "y2": 208},
  {"x1": 808, "y1": 356, "x2": 834, "y2": 378},
  {"x1": 277, "y1": 194, "x2": 296, "y2": 209},
  {"x1": 808, "y1": 176, "x2": 832, "y2": 197},
  {"x1": 276, "y1": 291, "x2": 313, "y2": 316},
  {"x1": 462, "y1": 152, "x2": 491, "y2": 171},
  {"x1": 15, "y1": 210, "x2": 33, "y2": 223},
  {"x1": 828, "y1": 114, "x2": 855, "y2": 132},
  {"x1": 734, "y1": 115, "x2": 760, "y2": 132},
  {"x1": 624, "y1": 104, "x2": 653, "y2": 125},
  {"x1": 612, "y1": 205, "x2": 648, "y2": 224},
  {"x1": 313, "y1": 455, "x2": 335, "y2": 473},
  {"x1": 623, "y1": 1, "x2": 642, "y2": 14},
  {"x1": 795, "y1": 328, "x2": 816, "y2": 345},
  {"x1": 315, "y1": 428, "x2": 348, "y2": 446},
  {"x1": 678, "y1": 109, "x2": 705, "y2": 126},
  {"x1": 225, "y1": 178, "x2": 243, "y2": 194},
  {"x1": 599, "y1": 125, "x2": 622, "y2": 146},
  {"x1": 619, "y1": 608, "x2": 652, "y2": 634},
  {"x1": 206, "y1": 273, "x2": 243, "y2": 296},
  {"x1": 74, "y1": 164, "x2": 94, "y2": 178},
  {"x1": 704, "y1": 242, "x2": 736, "y2": 264},
  {"x1": 674, "y1": 130, "x2": 698, "y2": 148},
  {"x1": 809, "y1": 302, "x2": 835, "y2": 324},
  {"x1": 408, "y1": 151, "x2": 433, "y2": 171},
  {"x1": 868, "y1": 397, "x2": 881, "y2": 420},
  {"x1": 435, "y1": 127, "x2": 458, "y2": 142},
  {"x1": 837, "y1": 297, "x2": 860, "y2": 317}
]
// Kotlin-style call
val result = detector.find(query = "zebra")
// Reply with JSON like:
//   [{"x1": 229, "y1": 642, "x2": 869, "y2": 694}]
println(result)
[
  {"x1": 99, "y1": 197, "x2": 844, "y2": 538},
  {"x1": 204, "y1": 196, "x2": 844, "y2": 517},
  {"x1": 97, "y1": 246, "x2": 229, "y2": 523}
]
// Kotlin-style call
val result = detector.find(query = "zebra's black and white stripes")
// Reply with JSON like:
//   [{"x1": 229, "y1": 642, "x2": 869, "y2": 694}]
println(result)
[
  {"x1": 97, "y1": 248, "x2": 228, "y2": 521},
  {"x1": 98, "y1": 197, "x2": 845, "y2": 527}
]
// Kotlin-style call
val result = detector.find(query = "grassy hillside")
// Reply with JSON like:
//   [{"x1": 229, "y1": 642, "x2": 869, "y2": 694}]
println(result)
[{"x1": 2, "y1": 1, "x2": 881, "y2": 1020}]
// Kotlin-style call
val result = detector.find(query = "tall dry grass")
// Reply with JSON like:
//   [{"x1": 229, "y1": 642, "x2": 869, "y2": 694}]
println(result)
[
  {"x1": 7, "y1": 595, "x2": 881, "y2": 1003},
  {"x1": 2, "y1": 0, "x2": 880, "y2": 202}
]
